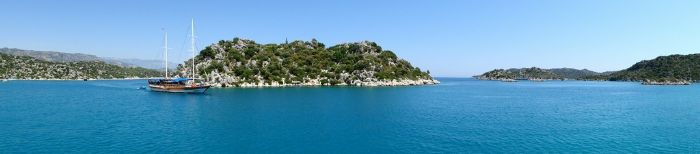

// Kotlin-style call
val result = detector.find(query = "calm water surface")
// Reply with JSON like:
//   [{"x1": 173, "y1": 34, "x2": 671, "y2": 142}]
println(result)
[{"x1": 1, "y1": 78, "x2": 700, "y2": 153}]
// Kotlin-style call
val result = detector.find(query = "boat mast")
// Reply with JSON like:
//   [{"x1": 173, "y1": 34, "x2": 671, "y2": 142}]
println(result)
[
  {"x1": 191, "y1": 18, "x2": 196, "y2": 79},
  {"x1": 164, "y1": 32, "x2": 169, "y2": 79}
]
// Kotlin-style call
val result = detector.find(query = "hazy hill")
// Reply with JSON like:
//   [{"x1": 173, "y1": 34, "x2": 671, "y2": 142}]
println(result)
[
  {"x1": 101, "y1": 57, "x2": 178, "y2": 70},
  {"x1": 0, "y1": 48, "x2": 101, "y2": 62},
  {"x1": 0, "y1": 53, "x2": 161, "y2": 79},
  {"x1": 0, "y1": 48, "x2": 177, "y2": 70}
]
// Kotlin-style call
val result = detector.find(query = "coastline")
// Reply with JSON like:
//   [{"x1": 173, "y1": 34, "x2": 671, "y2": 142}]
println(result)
[
  {"x1": 207, "y1": 79, "x2": 440, "y2": 88},
  {"x1": 475, "y1": 77, "x2": 694, "y2": 85},
  {"x1": 1, "y1": 77, "x2": 440, "y2": 87},
  {"x1": 8, "y1": 77, "x2": 692, "y2": 86},
  {"x1": 641, "y1": 79, "x2": 691, "y2": 85},
  {"x1": 1, "y1": 77, "x2": 156, "y2": 81},
  {"x1": 475, "y1": 77, "x2": 565, "y2": 81}
]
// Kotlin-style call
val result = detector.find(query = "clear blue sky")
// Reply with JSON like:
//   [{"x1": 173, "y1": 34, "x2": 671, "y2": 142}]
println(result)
[{"x1": 2, "y1": 0, "x2": 700, "y2": 77}]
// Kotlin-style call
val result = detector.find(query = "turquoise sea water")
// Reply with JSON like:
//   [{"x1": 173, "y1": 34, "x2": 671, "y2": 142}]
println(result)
[{"x1": 1, "y1": 78, "x2": 700, "y2": 153}]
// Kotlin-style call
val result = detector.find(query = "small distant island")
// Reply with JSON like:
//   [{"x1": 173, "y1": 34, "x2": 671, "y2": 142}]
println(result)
[
  {"x1": 174, "y1": 38, "x2": 438, "y2": 87},
  {"x1": 477, "y1": 53, "x2": 700, "y2": 85},
  {"x1": 476, "y1": 67, "x2": 606, "y2": 81}
]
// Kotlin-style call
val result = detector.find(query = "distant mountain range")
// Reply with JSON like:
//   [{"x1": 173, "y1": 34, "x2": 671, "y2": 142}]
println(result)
[
  {"x1": 101, "y1": 57, "x2": 178, "y2": 70},
  {"x1": 0, "y1": 52, "x2": 161, "y2": 79},
  {"x1": 0, "y1": 48, "x2": 177, "y2": 70}
]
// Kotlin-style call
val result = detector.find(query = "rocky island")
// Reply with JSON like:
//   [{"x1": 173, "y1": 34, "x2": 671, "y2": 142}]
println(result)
[{"x1": 174, "y1": 38, "x2": 438, "y2": 87}]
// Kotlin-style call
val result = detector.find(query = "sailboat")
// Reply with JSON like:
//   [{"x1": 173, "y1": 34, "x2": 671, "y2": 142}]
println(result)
[{"x1": 148, "y1": 19, "x2": 210, "y2": 93}]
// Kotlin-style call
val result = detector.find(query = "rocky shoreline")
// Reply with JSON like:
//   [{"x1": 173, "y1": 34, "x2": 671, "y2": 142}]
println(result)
[
  {"x1": 205, "y1": 78, "x2": 439, "y2": 88},
  {"x1": 478, "y1": 77, "x2": 694, "y2": 86},
  {"x1": 0, "y1": 77, "x2": 157, "y2": 81},
  {"x1": 641, "y1": 79, "x2": 691, "y2": 85},
  {"x1": 476, "y1": 77, "x2": 563, "y2": 81},
  {"x1": 1, "y1": 77, "x2": 439, "y2": 88}
]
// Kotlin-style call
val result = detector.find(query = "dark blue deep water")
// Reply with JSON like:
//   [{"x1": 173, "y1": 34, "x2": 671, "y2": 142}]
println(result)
[{"x1": 2, "y1": 78, "x2": 700, "y2": 153}]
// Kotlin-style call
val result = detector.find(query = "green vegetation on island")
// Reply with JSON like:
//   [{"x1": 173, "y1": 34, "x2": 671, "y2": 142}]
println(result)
[
  {"x1": 479, "y1": 54, "x2": 700, "y2": 85},
  {"x1": 175, "y1": 38, "x2": 437, "y2": 87},
  {"x1": 477, "y1": 67, "x2": 560, "y2": 80},
  {"x1": 476, "y1": 67, "x2": 603, "y2": 80},
  {"x1": 0, "y1": 53, "x2": 161, "y2": 79},
  {"x1": 582, "y1": 54, "x2": 700, "y2": 84},
  {"x1": 548, "y1": 68, "x2": 609, "y2": 79}
]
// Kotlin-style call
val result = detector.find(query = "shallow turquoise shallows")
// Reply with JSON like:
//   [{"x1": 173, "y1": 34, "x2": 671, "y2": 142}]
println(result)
[{"x1": 2, "y1": 78, "x2": 700, "y2": 153}]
